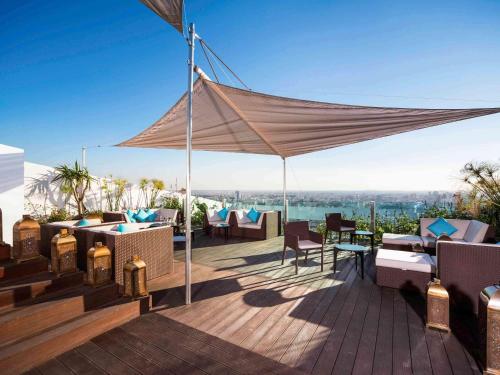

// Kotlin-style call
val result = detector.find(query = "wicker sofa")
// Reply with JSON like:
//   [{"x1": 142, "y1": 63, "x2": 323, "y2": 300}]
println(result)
[
  {"x1": 103, "y1": 208, "x2": 179, "y2": 224},
  {"x1": 382, "y1": 218, "x2": 493, "y2": 254},
  {"x1": 40, "y1": 218, "x2": 123, "y2": 258},
  {"x1": 203, "y1": 209, "x2": 281, "y2": 240},
  {"x1": 436, "y1": 241, "x2": 500, "y2": 315},
  {"x1": 74, "y1": 223, "x2": 174, "y2": 285},
  {"x1": 230, "y1": 210, "x2": 280, "y2": 240}
]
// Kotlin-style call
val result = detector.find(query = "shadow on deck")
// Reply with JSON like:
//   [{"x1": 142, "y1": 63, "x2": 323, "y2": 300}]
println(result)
[{"x1": 31, "y1": 235, "x2": 483, "y2": 375}]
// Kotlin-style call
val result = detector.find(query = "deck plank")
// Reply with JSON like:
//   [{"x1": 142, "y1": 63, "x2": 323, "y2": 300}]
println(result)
[
  {"x1": 31, "y1": 235, "x2": 481, "y2": 375},
  {"x1": 372, "y1": 287, "x2": 394, "y2": 375},
  {"x1": 405, "y1": 293, "x2": 433, "y2": 375},
  {"x1": 58, "y1": 349, "x2": 107, "y2": 375}
]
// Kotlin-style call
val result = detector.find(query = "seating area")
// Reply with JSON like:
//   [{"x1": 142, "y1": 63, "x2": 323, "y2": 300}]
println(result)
[{"x1": 204, "y1": 208, "x2": 281, "y2": 240}]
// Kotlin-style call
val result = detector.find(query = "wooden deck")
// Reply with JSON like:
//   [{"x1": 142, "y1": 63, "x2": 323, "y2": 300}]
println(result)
[{"x1": 29, "y1": 234, "x2": 483, "y2": 374}]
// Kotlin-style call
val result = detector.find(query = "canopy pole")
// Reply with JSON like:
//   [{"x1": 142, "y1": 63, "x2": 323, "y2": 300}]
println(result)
[
  {"x1": 283, "y1": 157, "x2": 287, "y2": 225},
  {"x1": 185, "y1": 22, "x2": 195, "y2": 305}
]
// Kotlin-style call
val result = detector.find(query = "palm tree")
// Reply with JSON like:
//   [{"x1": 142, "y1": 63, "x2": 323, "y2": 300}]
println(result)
[
  {"x1": 138, "y1": 178, "x2": 149, "y2": 208},
  {"x1": 149, "y1": 179, "x2": 165, "y2": 208},
  {"x1": 52, "y1": 161, "x2": 94, "y2": 216}
]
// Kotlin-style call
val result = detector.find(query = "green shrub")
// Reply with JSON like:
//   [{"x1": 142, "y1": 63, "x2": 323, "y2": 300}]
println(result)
[
  {"x1": 161, "y1": 196, "x2": 182, "y2": 210},
  {"x1": 47, "y1": 208, "x2": 71, "y2": 223}
]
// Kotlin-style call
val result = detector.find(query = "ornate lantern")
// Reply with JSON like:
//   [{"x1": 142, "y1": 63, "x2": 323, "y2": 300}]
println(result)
[
  {"x1": 479, "y1": 285, "x2": 500, "y2": 375},
  {"x1": 50, "y1": 228, "x2": 77, "y2": 275},
  {"x1": 123, "y1": 255, "x2": 148, "y2": 298},
  {"x1": 86, "y1": 242, "x2": 112, "y2": 287},
  {"x1": 12, "y1": 215, "x2": 41, "y2": 263},
  {"x1": 426, "y1": 278, "x2": 450, "y2": 332}
]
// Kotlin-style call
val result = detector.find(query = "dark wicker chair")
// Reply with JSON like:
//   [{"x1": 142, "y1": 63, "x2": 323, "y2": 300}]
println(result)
[
  {"x1": 282, "y1": 221, "x2": 323, "y2": 274},
  {"x1": 324, "y1": 213, "x2": 356, "y2": 244},
  {"x1": 437, "y1": 241, "x2": 500, "y2": 315}
]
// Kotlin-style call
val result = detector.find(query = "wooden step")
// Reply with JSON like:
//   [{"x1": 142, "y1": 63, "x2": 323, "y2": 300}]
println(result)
[
  {"x1": 0, "y1": 283, "x2": 119, "y2": 346},
  {"x1": 0, "y1": 271, "x2": 84, "y2": 309},
  {"x1": 0, "y1": 297, "x2": 145, "y2": 375},
  {"x1": 0, "y1": 257, "x2": 48, "y2": 282}
]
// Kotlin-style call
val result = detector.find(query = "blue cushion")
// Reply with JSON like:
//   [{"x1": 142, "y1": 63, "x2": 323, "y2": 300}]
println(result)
[
  {"x1": 75, "y1": 218, "x2": 89, "y2": 227},
  {"x1": 126, "y1": 209, "x2": 137, "y2": 223},
  {"x1": 217, "y1": 207, "x2": 228, "y2": 221},
  {"x1": 145, "y1": 209, "x2": 157, "y2": 222},
  {"x1": 427, "y1": 218, "x2": 458, "y2": 237},
  {"x1": 247, "y1": 208, "x2": 261, "y2": 223},
  {"x1": 116, "y1": 223, "x2": 132, "y2": 233},
  {"x1": 134, "y1": 209, "x2": 149, "y2": 223}
]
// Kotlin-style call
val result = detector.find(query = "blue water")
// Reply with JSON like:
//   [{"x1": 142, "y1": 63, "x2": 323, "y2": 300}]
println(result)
[{"x1": 231, "y1": 201, "x2": 424, "y2": 221}]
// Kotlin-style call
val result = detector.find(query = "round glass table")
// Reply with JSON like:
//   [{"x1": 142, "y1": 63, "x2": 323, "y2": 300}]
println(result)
[
  {"x1": 334, "y1": 243, "x2": 369, "y2": 279},
  {"x1": 351, "y1": 230, "x2": 374, "y2": 253}
]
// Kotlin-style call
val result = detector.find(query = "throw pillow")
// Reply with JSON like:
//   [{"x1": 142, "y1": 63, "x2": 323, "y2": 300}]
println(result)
[
  {"x1": 75, "y1": 218, "x2": 89, "y2": 227},
  {"x1": 247, "y1": 208, "x2": 261, "y2": 223},
  {"x1": 427, "y1": 218, "x2": 458, "y2": 237},
  {"x1": 134, "y1": 209, "x2": 149, "y2": 223},
  {"x1": 126, "y1": 209, "x2": 137, "y2": 223},
  {"x1": 145, "y1": 209, "x2": 157, "y2": 222},
  {"x1": 116, "y1": 223, "x2": 132, "y2": 233},
  {"x1": 218, "y1": 207, "x2": 228, "y2": 221}
]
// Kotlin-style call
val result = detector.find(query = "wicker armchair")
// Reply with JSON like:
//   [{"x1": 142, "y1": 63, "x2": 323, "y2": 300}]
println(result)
[
  {"x1": 324, "y1": 213, "x2": 356, "y2": 244},
  {"x1": 282, "y1": 221, "x2": 323, "y2": 274},
  {"x1": 437, "y1": 241, "x2": 500, "y2": 315}
]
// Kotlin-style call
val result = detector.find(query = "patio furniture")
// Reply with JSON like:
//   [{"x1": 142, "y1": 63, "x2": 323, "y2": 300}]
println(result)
[
  {"x1": 436, "y1": 240, "x2": 500, "y2": 315},
  {"x1": 203, "y1": 208, "x2": 230, "y2": 233},
  {"x1": 324, "y1": 213, "x2": 356, "y2": 244},
  {"x1": 375, "y1": 248, "x2": 436, "y2": 294},
  {"x1": 72, "y1": 223, "x2": 174, "y2": 285},
  {"x1": 230, "y1": 210, "x2": 280, "y2": 240},
  {"x1": 382, "y1": 218, "x2": 493, "y2": 254},
  {"x1": 104, "y1": 208, "x2": 179, "y2": 225},
  {"x1": 40, "y1": 219, "x2": 123, "y2": 258},
  {"x1": 282, "y1": 221, "x2": 323, "y2": 274},
  {"x1": 333, "y1": 243, "x2": 369, "y2": 279},
  {"x1": 211, "y1": 223, "x2": 230, "y2": 241},
  {"x1": 351, "y1": 230, "x2": 375, "y2": 254}
]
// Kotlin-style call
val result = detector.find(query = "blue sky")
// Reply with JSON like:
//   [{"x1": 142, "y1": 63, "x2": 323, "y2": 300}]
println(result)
[{"x1": 2, "y1": 0, "x2": 499, "y2": 191}]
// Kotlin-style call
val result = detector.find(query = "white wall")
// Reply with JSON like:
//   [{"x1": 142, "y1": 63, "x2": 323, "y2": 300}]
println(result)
[
  {"x1": 0, "y1": 144, "x2": 24, "y2": 245},
  {"x1": 23, "y1": 162, "x2": 221, "y2": 217}
]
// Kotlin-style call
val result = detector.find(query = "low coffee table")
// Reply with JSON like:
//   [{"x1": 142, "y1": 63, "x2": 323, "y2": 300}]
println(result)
[
  {"x1": 334, "y1": 243, "x2": 369, "y2": 279},
  {"x1": 351, "y1": 230, "x2": 375, "y2": 254},
  {"x1": 211, "y1": 223, "x2": 230, "y2": 241}
]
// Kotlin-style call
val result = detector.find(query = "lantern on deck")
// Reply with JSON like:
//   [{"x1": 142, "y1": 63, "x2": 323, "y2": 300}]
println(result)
[
  {"x1": 123, "y1": 255, "x2": 148, "y2": 298},
  {"x1": 479, "y1": 285, "x2": 500, "y2": 375},
  {"x1": 50, "y1": 228, "x2": 77, "y2": 275},
  {"x1": 86, "y1": 242, "x2": 112, "y2": 287},
  {"x1": 426, "y1": 278, "x2": 450, "y2": 332},
  {"x1": 12, "y1": 215, "x2": 41, "y2": 263}
]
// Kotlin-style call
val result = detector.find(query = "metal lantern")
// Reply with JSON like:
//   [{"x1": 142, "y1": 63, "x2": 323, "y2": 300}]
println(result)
[
  {"x1": 123, "y1": 255, "x2": 148, "y2": 298},
  {"x1": 479, "y1": 285, "x2": 500, "y2": 375},
  {"x1": 50, "y1": 228, "x2": 77, "y2": 275},
  {"x1": 12, "y1": 215, "x2": 41, "y2": 263},
  {"x1": 426, "y1": 278, "x2": 450, "y2": 332},
  {"x1": 86, "y1": 242, "x2": 112, "y2": 287}
]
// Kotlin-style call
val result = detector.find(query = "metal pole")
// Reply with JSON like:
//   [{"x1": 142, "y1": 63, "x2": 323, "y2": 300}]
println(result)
[
  {"x1": 81, "y1": 147, "x2": 87, "y2": 168},
  {"x1": 370, "y1": 201, "x2": 376, "y2": 233},
  {"x1": 283, "y1": 157, "x2": 287, "y2": 224},
  {"x1": 185, "y1": 22, "x2": 195, "y2": 305}
]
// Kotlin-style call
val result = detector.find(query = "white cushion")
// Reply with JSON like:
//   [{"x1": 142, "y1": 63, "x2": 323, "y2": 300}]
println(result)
[
  {"x1": 207, "y1": 209, "x2": 230, "y2": 225},
  {"x1": 376, "y1": 248, "x2": 435, "y2": 273},
  {"x1": 155, "y1": 208, "x2": 178, "y2": 222},
  {"x1": 298, "y1": 240, "x2": 322, "y2": 250},
  {"x1": 420, "y1": 218, "x2": 470, "y2": 240},
  {"x1": 238, "y1": 223, "x2": 262, "y2": 230},
  {"x1": 463, "y1": 220, "x2": 489, "y2": 243},
  {"x1": 340, "y1": 226, "x2": 355, "y2": 232},
  {"x1": 382, "y1": 233, "x2": 423, "y2": 247}
]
